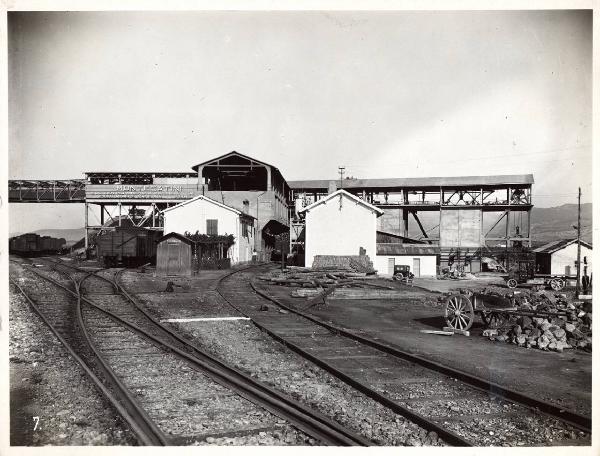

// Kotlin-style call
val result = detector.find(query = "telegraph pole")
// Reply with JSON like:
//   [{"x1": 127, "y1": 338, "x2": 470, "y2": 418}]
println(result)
[
  {"x1": 576, "y1": 187, "x2": 581, "y2": 294},
  {"x1": 338, "y1": 166, "x2": 345, "y2": 189}
]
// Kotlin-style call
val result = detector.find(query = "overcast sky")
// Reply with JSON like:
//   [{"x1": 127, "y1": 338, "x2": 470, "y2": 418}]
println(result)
[{"x1": 8, "y1": 10, "x2": 592, "y2": 232}]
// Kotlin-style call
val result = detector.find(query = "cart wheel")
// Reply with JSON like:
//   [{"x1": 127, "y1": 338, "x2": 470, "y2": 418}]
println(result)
[
  {"x1": 444, "y1": 294, "x2": 474, "y2": 331},
  {"x1": 506, "y1": 278, "x2": 518, "y2": 289},
  {"x1": 550, "y1": 279, "x2": 561, "y2": 291},
  {"x1": 482, "y1": 312, "x2": 507, "y2": 329}
]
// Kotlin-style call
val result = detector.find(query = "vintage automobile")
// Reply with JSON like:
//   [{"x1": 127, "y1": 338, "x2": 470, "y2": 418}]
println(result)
[{"x1": 504, "y1": 259, "x2": 566, "y2": 291}]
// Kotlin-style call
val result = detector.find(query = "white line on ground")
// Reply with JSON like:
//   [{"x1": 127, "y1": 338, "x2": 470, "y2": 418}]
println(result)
[{"x1": 160, "y1": 317, "x2": 251, "y2": 323}]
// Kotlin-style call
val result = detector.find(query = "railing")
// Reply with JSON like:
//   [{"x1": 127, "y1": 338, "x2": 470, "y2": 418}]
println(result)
[{"x1": 9, "y1": 180, "x2": 86, "y2": 202}]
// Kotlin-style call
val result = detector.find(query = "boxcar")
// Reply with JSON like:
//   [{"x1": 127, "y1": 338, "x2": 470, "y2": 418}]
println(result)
[{"x1": 96, "y1": 227, "x2": 161, "y2": 267}]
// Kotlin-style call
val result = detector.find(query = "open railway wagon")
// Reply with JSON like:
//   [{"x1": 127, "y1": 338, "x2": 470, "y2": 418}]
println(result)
[
  {"x1": 9, "y1": 233, "x2": 66, "y2": 256},
  {"x1": 443, "y1": 291, "x2": 571, "y2": 331},
  {"x1": 96, "y1": 227, "x2": 161, "y2": 267}
]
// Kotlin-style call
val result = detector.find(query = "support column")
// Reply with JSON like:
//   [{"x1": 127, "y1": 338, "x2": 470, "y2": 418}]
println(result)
[
  {"x1": 505, "y1": 211, "x2": 510, "y2": 245},
  {"x1": 266, "y1": 166, "x2": 272, "y2": 191},
  {"x1": 527, "y1": 210, "x2": 532, "y2": 247},
  {"x1": 197, "y1": 166, "x2": 204, "y2": 186},
  {"x1": 118, "y1": 203, "x2": 122, "y2": 227},
  {"x1": 100, "y1": 204, "x2": 105, "y2": 225},
  {"x1": 402, "y1": 209, "x2": 409, "y2": 238},
  {"x1": 84, "y1": 202, "x2": 89, "y2": 250}
]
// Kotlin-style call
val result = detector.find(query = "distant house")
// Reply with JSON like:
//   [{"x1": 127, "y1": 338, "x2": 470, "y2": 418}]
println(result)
[
  {"x1": 299, "y1": 189, "x2": 384, "y2": 268},
  {"x1": 375, "y1": 244, "x2": 439, "y2": 277},
  {"x1": 161, "y1": 195, "x2": 255, "y2": 264},
  {"x1": 533, "y1": 239, "x2": 592, "y2": 276}
]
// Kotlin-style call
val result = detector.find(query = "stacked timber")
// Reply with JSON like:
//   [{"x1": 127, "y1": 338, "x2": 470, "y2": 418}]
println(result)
[
  {"x1": 258, "y1": 267, "x2": 402, "y2": 300},
  {"x1": 311, "y1": 255, "x2": 376, "y2": 274}
]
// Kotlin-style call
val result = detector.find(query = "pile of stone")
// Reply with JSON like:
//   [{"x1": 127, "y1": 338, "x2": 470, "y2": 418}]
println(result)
[{"x1": 476, "y1": 289, "x2": 592, "y2": 352}]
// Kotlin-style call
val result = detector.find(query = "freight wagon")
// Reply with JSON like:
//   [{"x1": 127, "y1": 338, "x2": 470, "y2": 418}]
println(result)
[
  {"x1": 9, "y1": 233, "x2": 66, "y2": 256},
  {"x1": 96, "y1": 227, "x2": 161, "y2": 267}
]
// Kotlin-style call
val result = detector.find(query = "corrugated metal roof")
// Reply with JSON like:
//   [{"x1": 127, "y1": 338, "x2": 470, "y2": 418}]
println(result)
[
  {"x1": 376, "y1": 231, "x2": 427, "y2": 244},
  {"x1": 377, "y1": 243, "x2": 440, "y2": 255},
  {"x1": 533, "y1": 238, "x2": 593, "y2": 254},
  {"x1": 289, "y1": 174, "x2": 534, "y2": 190},
  {"x1": 191, "y1": 151, "x2": 279, "y2": 172}
]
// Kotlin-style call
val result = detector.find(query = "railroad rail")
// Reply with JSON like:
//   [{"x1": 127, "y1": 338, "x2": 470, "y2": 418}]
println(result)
[
  {"x1": 11, "y1": 257, "x2": 370, "y2": 446},
  {"x1": 9, "y1": 258, "x2": 167, "y2": 445},
  {"x1": 215, "y1": 264, "x2": 591, "y2": 447}
]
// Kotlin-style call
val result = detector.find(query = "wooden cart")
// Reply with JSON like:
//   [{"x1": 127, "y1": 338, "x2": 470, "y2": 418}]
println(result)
[{"x1": 443, "y1": 292, "x2": 568, "y2": 331}]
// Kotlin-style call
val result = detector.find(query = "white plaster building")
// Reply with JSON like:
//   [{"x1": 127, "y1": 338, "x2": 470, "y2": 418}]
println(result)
[
  {"x1": 533, "y1": 239, "x2": 592, "y2": 276},
  {"x1": 299, "y1": 189, "x2": 384, "y2": 268},
  {"x1": 375, "y1": 244, "x2": 438, "y2": 277},
  {"x1": 162, "y1": 195, "x2": 255, "y2": 264}
]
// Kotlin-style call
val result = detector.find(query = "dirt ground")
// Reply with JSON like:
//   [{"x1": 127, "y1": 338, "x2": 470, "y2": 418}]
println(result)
[{"x1": 262, "y1": 274, "x2": 592, "y2": 418}]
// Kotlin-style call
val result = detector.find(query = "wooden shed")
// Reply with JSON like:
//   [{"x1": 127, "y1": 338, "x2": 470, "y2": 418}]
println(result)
[{"x1": 156, "y1": 232, "x2": 193, "y2": 276}]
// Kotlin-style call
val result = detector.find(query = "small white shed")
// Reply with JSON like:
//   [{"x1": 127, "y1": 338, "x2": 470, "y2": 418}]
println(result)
[
  {"x1": 162, "y1": 195, "x2": 255, "y2": 264},
  {"x1": 375, "y1": 244, "x2": 439, "y2": 277},
  {"x1": 299, "y1": 189, "x2": 384, "y2": 268},
  {"x1": 533, "y1": 239, "x2": 592, "y2": 276}
]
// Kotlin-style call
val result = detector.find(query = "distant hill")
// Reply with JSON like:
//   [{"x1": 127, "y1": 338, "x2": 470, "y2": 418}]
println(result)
[{"x1": 530, "y1": 203, "x2": 592, "y2": 245}]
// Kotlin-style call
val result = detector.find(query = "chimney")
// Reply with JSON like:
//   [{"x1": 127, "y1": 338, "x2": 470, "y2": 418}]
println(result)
[
  {"x1": 328, "y1": 180, "x2": 338, "y2": 194},
  {"x1": 243, "y1": 199, "x2": 250, "y2": 214}
]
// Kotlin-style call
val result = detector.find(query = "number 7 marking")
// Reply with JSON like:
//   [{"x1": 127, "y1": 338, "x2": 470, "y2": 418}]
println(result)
[{"x1": 33, "y1": 416, "x2": 40, "y2": 431}]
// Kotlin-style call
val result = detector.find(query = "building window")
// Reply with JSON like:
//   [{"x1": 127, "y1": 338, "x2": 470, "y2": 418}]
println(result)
[
  {"x1": 207, "y1": 219, "x2": 218, "y2": 235},
  {"x1": 242, "y1": 220, "x2": 249, "y2": 238}
]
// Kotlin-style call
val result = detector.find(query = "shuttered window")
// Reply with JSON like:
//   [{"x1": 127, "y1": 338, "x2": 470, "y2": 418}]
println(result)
[{"x1": 207, "y1": 219, "x2": 218, "y2": 235}]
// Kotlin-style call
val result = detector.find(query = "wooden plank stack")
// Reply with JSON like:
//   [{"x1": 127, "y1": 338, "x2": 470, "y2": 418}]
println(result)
[{"x1": 257, "y1": 264, "x2": 403, "y2": 300}]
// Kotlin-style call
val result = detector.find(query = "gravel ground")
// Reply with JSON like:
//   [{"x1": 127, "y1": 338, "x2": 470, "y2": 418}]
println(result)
[
  {"x1": 9, "y1": 276, "x2": 135, "y2": 446},
  {"x1": 82, "y1": 295, "x2": 315, "y2": 445},
  {"x1": 130, "y1": 272, "x2": 445, "y2": 447}
]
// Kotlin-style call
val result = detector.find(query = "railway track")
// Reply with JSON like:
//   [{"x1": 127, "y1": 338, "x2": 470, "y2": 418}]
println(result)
[
  {"x1": 216, "y1": 264, "x2": 591, "y2": 447},
  {"x1": 9, "y1": 259, "x2": 167, "y2": 445},
  {"x1": 10, "y1": 257, "x2": 371, "y2": 446}
]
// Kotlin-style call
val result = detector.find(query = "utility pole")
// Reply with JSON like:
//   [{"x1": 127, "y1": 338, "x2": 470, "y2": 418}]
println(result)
[
  {"x1": 576, "y1": 187, "x2": 581, "y2": 295},
  {"x1": 338, "y1": 166, "x2": 345, "y2": 189}
]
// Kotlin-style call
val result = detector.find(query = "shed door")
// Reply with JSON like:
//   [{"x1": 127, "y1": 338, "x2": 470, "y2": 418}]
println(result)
[
  {"x1": 387, "y1": 258, "x2": 395, "y2": 275},
  {"x1": 167, "y1": 240, "x2": 181, "y2": 275},
  {"x1": 565, "y1": 265, "x2": 571, "y2": 276},
  {"x1": 412, "y1": 258, "x2": 421, "y2": 278}
]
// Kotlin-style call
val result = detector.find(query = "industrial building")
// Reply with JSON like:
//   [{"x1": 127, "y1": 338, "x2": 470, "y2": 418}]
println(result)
[
  {"x1": 9, "y1": 151, "x2": 536, "y2": 273},
  {"x1": 290, "y1": 174, "x2": 534, "y2": 272}
]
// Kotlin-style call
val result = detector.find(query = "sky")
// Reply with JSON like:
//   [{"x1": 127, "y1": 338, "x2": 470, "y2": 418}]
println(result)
[{"x1": 8, "y1": 10, "x2": 593, "y2": 232}]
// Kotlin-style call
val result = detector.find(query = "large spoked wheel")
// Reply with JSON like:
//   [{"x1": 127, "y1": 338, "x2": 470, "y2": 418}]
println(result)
[
  {"x1": 444, "y1": 294, "x2": 475, "y2": 331},
  {"x1": 481, "y1": 311, "x2": 508, "y2": 329},
  {"x1": 550, "y1": 278, "x2": 565, "y2": 291},
  {"x1": 506, "y1": 278, "x2": 518, "y2": 289}
]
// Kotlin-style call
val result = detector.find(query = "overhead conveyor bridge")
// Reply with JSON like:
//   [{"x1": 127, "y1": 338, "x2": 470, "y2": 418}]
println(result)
[{"x1": 9, "y1": 179, "x2": 86, "y2": 202}]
